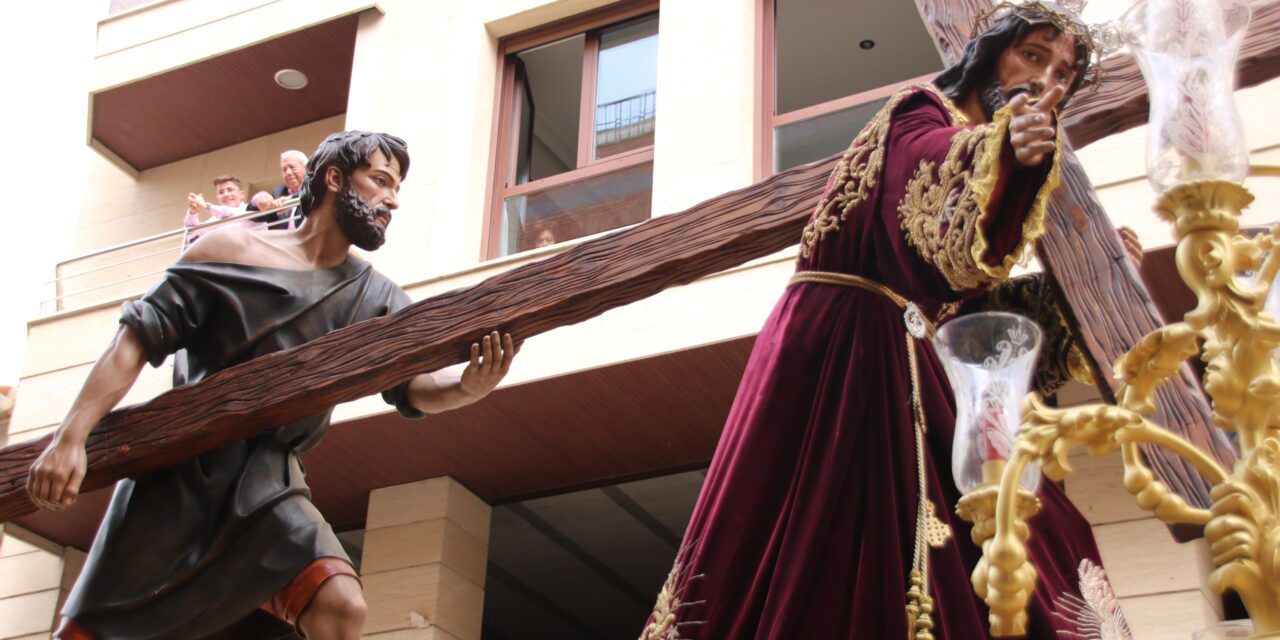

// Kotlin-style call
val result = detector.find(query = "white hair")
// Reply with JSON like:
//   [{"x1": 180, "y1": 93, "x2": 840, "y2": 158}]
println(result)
[{"x1": 280, "y1": 150, "x2": 308, "y2": 163}]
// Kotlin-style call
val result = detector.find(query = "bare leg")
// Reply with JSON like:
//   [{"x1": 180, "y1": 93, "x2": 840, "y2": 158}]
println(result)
[{"x1": 296, "y1": 575, "x2": 366, "y2": 640}]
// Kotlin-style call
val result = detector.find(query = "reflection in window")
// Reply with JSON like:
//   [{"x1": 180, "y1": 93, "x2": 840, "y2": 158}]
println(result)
[
  {"x1": 773, "y1": 98, "x2": 887, "y2": 171},
  {"x1": 775, "y1": 0, "x2": 941, "y2": 113},
  {"x1": 501, "y1": 162, "x2": 654, "y2": 256},
  {"x1": 493, "y1": 9, "x2": 659, "y2": 258},
  {"x1": 769, "y1": 0, "x2": 943, "y2": 172},
  {"x1": 514, "y1": 36, "x2": 585, "y2": 184},
  {"x1": 594, "y1": 16, "x2": 659, "y2": 160}
]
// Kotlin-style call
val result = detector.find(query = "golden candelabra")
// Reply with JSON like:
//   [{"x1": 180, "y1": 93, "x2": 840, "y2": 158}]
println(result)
[{"x1": 956, "y1": 174, "x2": 1280, "y2": 638}]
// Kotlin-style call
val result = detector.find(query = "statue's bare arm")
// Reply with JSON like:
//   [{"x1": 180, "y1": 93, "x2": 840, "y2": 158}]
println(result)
[
  {"x1": 27, "y1": 324, "x2": 148, "y2": 510},
  {"x1": 27, "y1": 231, "x2": 250, "y2": 511},
  {"x1": 405, "y1": 331, "x2": 519, "y2": 414}
]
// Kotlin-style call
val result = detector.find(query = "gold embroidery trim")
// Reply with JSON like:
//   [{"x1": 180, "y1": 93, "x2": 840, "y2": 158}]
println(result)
[
  {"x1": 638, "y1": 542, "x2": 704, "y2": 640},
  {"x1": 798, "y1": 84, "x2": 969, "y2": 260},
  {"x1": 1052, "y1": 559, "x2": 1134, "y2": 640},
  {"x1": 899, "y1": 124, "x2": 992, "y2": 290},
  {"x1": 969, "y1": 106, "x2": 1061, "y2": 282},
  {"x1": 1066, "y1": 342, "x2": 1096, "y2": 386},
  {"x1": 898, "y1": 105, "x2": 1060, "y2": 290}
]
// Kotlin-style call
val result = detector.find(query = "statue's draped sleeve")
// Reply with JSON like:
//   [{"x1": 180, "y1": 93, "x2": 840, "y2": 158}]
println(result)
[
  {"x1": 879, "y1": 91, "x2": 1088, "y2": 395},
  {"x1": 965, "y1": 273, "x2": 1097, "y2": 396},
  {"x1": 890, "y1": 91, "x2": 1061, "y2": 293},
  {"x1": 120, "y1": 268, "x2": 213, "y2": 368},
  {"x1": 119, "y1": 261, "x2": 424, "y2": 418}
]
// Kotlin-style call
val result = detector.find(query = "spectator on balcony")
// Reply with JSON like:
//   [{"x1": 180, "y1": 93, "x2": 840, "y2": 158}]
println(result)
[
  {"x1": 247, "y1": 150, "x2": 308, "y2": 230},
  {"x1": 534, "y1": 228, "x2": 557, "y2": 249},
  {"x1": 182, "y1": 175, "x2": 257, "y2": 243}
]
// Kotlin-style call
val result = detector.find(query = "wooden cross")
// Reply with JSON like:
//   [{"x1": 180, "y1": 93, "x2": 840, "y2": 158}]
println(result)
[{"x1": 1, "y1": 1, "x2": 1277, "y2": 524}]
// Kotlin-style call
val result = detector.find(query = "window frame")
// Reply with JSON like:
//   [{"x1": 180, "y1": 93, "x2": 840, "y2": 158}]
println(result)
[
  {"x1": 484, "y1": 0, "x2": 661, "y2": 260},
  {"x1": 755, "y1": 0, "x2": 940, "y2": 181}
]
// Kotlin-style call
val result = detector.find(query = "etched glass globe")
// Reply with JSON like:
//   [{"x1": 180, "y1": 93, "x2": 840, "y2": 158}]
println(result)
[
  {"x1": 935, "y1": 312, "x2": 1043, "y2": 494},
  {"x1": 1123, "y1": 0, "x2": 1251, "y2": 193}
]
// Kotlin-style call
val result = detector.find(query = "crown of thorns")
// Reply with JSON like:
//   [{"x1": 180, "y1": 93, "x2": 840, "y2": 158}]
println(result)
[{"x1": 973, "y1": 0, "x2": 1124, "y2": 88}]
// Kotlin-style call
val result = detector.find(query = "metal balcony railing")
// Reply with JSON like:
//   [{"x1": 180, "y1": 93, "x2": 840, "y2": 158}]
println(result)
[
  {"x1": 595, "y1": 91, "x2": 656, "y2": 146},
  {"x1": 42, "y1": 200, "x2": 300, "y2": 315}
]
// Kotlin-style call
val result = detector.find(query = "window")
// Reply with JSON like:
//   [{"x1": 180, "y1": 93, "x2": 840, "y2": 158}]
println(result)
[
  {"x1": 760, "y1": 0, "x2": 945, "y2": 176},
  {"x1": 488, "y1": 3, "x2": 659, "y2": 258}
]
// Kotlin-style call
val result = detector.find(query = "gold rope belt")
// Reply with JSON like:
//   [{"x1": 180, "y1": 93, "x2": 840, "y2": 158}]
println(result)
[
  {"x1": 787, "y1": 270, "x2": 951, "y2": 640},
  {"x1": 788, "y1": 271, "x2": 943, "y2": 337}
]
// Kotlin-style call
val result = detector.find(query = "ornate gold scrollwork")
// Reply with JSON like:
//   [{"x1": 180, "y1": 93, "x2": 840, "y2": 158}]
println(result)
[{"x1": 959, "y1": 180, "x2": 1280, "y2": 639}]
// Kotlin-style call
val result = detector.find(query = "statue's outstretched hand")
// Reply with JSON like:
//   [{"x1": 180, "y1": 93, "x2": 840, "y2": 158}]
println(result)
[
  {"x1": 1009, "y1": 85, "x2": 1065, "y2": 168},
  {"x1": 27, "y1": 437, "x2": 87, "y2": 510},
  {"x1": 459, "y1": 332, "x2": 519, "y2": 400}
]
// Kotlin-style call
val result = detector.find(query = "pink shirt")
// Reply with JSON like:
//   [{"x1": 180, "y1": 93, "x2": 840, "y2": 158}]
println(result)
[{"x1": 183, "y1": 204, "x2": 261, "y2": 242}]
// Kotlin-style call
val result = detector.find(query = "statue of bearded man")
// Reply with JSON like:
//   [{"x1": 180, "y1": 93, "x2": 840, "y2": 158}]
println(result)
[{"x1": 638, "y1": 3, "x2": 1131, "y2": 639}]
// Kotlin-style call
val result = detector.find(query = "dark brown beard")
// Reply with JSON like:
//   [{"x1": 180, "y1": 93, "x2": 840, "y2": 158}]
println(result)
[
  {"x1": 980, "y1": 76, "x2": 1008, "y2": 121},
  {"x1": 980, "y1": 75, "x2": 1035, "y2": 121},
  {"x1": 335, "y1": 186, "x2": 388, "y2": 251}
]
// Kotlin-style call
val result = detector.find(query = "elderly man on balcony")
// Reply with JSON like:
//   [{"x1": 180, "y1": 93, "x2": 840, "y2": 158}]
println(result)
[{"x1": 247, "y1": 149, "x2": 309, "y2": 231}]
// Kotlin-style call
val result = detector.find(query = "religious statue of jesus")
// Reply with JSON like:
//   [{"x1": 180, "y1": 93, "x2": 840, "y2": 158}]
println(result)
[{"x1": 639, "y1": 2, "x2": 1131, "y2": 638}]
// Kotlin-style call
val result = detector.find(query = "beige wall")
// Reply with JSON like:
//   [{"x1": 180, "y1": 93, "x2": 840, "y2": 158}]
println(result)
[
  {"x1": 650, "y1": 0, "x2": 757, "y2": 216},
  {"x1": 362, "y1": 477, "x2": 490, "y2": 640},
  {"x1": 1065, "y1": 451, "x2": 1225, "y2": 638},
  {"x1": 0, "y1": 526, "x2": 84, "y2": 640},
  {"x1": 73, "y1": 114, "x2": 345, "y2": 255},
  {"x1": 92, "y1": 0, "x2": 379, "y2": 92},
  {"x1": 59, "y1": 115, "x2": 345, "y2": 312},
  {"x1": 1077, "y1": 76, "x2": 1280, "y2": 253}
]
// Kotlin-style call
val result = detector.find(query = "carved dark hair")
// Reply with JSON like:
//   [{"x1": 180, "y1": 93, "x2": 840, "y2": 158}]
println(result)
[
  {"x1": 932, "y1": 13, "x2": 1090, "y2": 110},
  {"x1": 298, "y1": 131, "x2": 410, "y2": 217}
]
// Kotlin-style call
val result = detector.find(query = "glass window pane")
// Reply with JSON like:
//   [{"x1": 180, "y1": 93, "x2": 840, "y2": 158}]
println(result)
[
  {"x1": 500, "y1": 162, "x2": 653, "y2": 256},
  {"x1": 774, "y1": 0, "x2": 942, "y2": 113},
  {"x1": 594, "y1": 15, "x2": 658, "y2": 161},
  {"x1": 773, "y1": 98, "x2": 887, "y2": 172},
  {"x1": 514, "y1": 35, "x2": 585, "y2": 184}
]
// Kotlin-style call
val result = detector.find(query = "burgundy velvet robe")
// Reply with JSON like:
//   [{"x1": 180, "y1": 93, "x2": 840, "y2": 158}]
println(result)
[{"x1": 639, "y1": 85, "x2": 1118, "y2": 639}]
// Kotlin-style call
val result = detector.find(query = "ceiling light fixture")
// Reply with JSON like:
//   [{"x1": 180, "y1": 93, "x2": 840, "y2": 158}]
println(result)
[
  {"x1": 859, "y1": 39, "x2": 876, "y2": 50},
  {"x1": 274, "y1": 69, "x2": 309, "y2": 90}
]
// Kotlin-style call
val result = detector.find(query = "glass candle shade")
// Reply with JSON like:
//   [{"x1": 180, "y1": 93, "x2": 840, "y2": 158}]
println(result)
[
  {"x1": 935, "y1": 312, "x2": 1043, "y2": 495},
  {"x1": 1123, "y1": 0, "x2": 1251, "y2": 193}
]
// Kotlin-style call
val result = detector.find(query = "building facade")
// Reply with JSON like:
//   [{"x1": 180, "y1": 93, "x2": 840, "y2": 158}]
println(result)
[{"x1": 3, "y1": 0, "x2": 1279, "y2": 637}]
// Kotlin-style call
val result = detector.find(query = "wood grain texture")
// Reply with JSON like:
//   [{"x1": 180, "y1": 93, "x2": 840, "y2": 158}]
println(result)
[
  {"x1": 4, "y1": 0, "x2": 1274, "y2": 523},
  {"x1": 0, "y1": 156, "x2": 834, "y2": 523},
  {"x1": 912, "y1": 0, "x2": 1237, "y2": 514},
  {"x1": 1063, "y1": 0, "x2": 1280, "y2": 149},
  {"x1": 1040, "y1": 149, "x2": 1231, "y2": 506}
]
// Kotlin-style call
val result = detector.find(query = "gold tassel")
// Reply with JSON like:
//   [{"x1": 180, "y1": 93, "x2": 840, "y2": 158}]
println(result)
[{"x1": 903, "y1": 335, "x2": 945, "y2": 640}]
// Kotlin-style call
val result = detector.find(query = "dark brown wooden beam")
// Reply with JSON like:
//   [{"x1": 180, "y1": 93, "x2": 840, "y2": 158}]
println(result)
[
  {"x1": 0, "y1": 157, "x2": 834, "y2": 523},
  {"x1": 1039, "y1": 148, "x2": 1228, "y2": 512},
  {"x1": 3, "y1": 0, "x2": 1279, "y2": 523}
]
